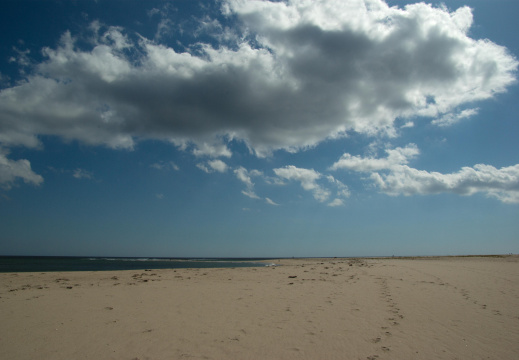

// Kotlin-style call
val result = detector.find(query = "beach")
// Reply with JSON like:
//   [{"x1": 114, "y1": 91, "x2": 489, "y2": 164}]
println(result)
[{"x1": 1, "y1": 256, "x2": 518, "y2": 360}]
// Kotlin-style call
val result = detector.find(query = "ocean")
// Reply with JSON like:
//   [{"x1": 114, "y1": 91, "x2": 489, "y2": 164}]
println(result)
[{"x1": 0, "y1": 256, "x2": 276, "y2": 273}]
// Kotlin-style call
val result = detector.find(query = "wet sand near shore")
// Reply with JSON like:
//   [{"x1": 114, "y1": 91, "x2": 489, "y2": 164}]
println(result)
[{"x1": 1, "y1": 256, "x2": 518, "y2": 359}]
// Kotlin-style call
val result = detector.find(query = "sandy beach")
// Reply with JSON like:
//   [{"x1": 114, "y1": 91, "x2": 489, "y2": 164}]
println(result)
[{"x1": 1, "y1": 256, "x2": 518, "y2": 359}]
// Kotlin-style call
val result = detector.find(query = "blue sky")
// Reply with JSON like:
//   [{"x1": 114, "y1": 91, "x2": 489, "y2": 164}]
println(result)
[{"x1": 1, "y1": 0, "x2": 518, "y2": 257}]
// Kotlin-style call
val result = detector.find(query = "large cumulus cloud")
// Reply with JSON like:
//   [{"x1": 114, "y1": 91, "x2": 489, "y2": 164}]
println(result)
[
  {"x1": 1, "y1": 0, "x2": 518, "y2": 196},
  {"x1": 1, "y1": 0, "x2": 516, "y2": 156}
]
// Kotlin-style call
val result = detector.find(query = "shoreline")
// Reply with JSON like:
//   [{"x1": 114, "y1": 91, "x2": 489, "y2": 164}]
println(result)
[
  {"x1": 1, "y1": 254, "x2": 516, "y2": 273},
  {"x1": 1, "y1": 256, "x2": 518, "y2": 359}
]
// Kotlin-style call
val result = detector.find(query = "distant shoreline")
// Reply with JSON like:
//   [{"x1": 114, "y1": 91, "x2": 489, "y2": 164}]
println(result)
[
  {"x1": 1, "y1": 254, "x2": 516, "y2": 273},
  {"x1": 0, "y1": 256, "x2": 272, "y2": 273}
]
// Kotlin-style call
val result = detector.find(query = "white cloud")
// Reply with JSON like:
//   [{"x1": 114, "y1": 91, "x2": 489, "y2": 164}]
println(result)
[
  {"x1": 208, "y1": 159, "x2": 228, "y2": 173},
  {"x1": 197, "y1": 160, "x2": 228, "y2": 173},
  {"x1": 274, "y1": 165, "x2": 327, "y2": 201},
  {"x1": 326, "y1": 175, "x2": 351, "y2": 199},
  {"x1": 234, "y1": 166, "x2": 253, "y2": 187},
  {"x1": 9, "y1": 47, "x2": 31, "y2": 68},
  {"x1": 273, "y1": 165, "x2": 349, "y2": 203},
  {"x1": 333, "y1": 144, "x2": 519, "y2": 203},
  {"x1": 155, "y1": 18, "x2": 175, "y2": 41},
  {"x1": 0, "y1": 0, "x2": 516, "y2": 157},
  {"x1": 274, "y1": 166, "x2": 321, "y2": 190},
  {"x1": 327, "y1": 198, "x2": 344, "y2": 207},
  {"x1": 0, "y1": 152, "x2": 43, "y2": 190},
  {"x1": 432, "y1": 108, "x2": 479, "y2": 127},
  {"x1": 234, "y1": 166, "x2": 262, "y2": 198},
  {"x1": 241, "y1": 190, "x2": 260, "y2": 199},
  {"x1": 192, "y1": 142, "x2": 232, "y2": 158},
  {"x1": 147, "y1": 3, "x2": 178, "y2": 41},
  {"x1": 196, "y1": 163, "x2": 210, "y2": 173},
  {"x1": 151, "y1": 161, "x2": 179, "y2": 171},
  {"x1": 330, "y1": 144, "x2": 420, "y2": 171},
  {"x1": 147, "y1": 8, "x2": 161, "y2": 17},
  {"x1": 265, "y1": 197, "x2": 279, "y2": 206},
  {"x1": 73, "y1": 168, "x2": 94, "y2": 180},
  {"x1": 374, "y1": 164, "x2": 519, "y2": 203}
]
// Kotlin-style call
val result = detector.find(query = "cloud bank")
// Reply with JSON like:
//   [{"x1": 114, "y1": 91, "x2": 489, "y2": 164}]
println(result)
[
  {"x1": 0, "y1": 0, "x2": 516, "y2": 156},
  {"x1": 332, "y1": 145, "x2": 519, "y2": 203},
  {"x1": 0, "y1": 0, "x2": 517, "y2": 203}
]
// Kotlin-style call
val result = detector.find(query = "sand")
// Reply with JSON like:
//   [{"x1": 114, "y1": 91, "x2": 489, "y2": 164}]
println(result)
[{"x1": 1, "y1": 256, "x2": 518, "y2": 360}]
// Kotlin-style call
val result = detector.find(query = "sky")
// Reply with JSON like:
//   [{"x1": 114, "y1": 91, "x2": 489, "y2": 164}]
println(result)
[{"x1": 1, "y1": 0, "x2": 518, "y2": 258}]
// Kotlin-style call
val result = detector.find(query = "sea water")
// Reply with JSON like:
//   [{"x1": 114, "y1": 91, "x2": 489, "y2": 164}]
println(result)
[{"x1": 0, "y1": 256, "x2": 276, "y2": 273}]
